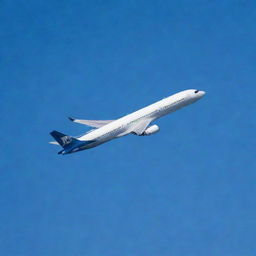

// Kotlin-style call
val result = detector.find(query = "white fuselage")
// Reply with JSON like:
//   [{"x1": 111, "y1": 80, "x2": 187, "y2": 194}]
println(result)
[{"x1": 78, "y1": 89, "x2": 205, "y2": 150}]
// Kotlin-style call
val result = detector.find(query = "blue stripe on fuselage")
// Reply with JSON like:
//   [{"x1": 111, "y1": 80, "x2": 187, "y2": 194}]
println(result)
[{"x1": 59, "y1": 140, "x2": 96, "y2": 155}]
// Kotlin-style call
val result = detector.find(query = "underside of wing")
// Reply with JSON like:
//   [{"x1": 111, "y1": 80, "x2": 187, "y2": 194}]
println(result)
[
  {"x1": 129, "y1": 119, "x2": 152, "y2": 136},
  {"x1": 68, "y1": 117, "x2": 114, "y2": 128}
]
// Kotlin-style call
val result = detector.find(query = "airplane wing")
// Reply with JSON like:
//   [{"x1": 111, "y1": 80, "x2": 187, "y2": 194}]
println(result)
[
  {"x1": 129, "y1": 119, "x2": 152, "y2": 136},
  {"x1": 68, "y1": 117, "x2": 114, "y2": 128}
]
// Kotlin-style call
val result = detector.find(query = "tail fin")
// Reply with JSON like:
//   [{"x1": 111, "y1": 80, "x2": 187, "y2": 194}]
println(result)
[{"x1": 50, "y1": 130, "x2": 77, "y2": 148}]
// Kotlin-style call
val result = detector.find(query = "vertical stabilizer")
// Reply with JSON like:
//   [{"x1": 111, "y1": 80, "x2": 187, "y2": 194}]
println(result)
[{"x1": 50, "y1": 130, "x2": 77, "y2": 148}]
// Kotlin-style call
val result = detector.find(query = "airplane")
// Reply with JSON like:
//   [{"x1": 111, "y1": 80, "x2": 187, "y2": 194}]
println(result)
[{"x1": 50, "y1": 89, "x2": 206, "y2": 155}]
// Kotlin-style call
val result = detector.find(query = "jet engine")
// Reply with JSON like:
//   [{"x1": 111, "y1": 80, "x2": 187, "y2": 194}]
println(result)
[{"x1": 142, "y1": 125, "x2": 160, "y2": 136}]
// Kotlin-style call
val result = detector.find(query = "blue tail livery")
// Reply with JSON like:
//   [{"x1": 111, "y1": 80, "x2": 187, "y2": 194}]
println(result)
[{"x1": 50, "y1": 130, "x2": 95, "y2": 154}]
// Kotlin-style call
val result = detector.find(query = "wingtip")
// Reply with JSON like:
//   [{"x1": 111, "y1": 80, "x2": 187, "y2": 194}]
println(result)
[{"x1": 68, "y1": 117, "x2": 75, "y2": 122}]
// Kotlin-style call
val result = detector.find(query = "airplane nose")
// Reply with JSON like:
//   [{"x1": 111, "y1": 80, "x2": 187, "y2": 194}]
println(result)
[
  {"x1": 200, "y1": 91, "x2": 206, "y2": 96},
  {"x1": 193, "y1": 89, "x2": 206, "y2": 99}
]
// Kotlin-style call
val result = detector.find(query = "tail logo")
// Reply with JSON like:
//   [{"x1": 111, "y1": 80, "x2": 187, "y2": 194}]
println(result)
[{"x1": 61, "y1": 136, "x2": 72, "y2": 145}]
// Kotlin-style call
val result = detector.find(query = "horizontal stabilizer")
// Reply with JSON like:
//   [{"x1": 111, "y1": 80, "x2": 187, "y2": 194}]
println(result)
[
  {"x1": 68, "y1": 117, "x2": 114, "y2": 128},
  {"x1": 49, "y1": 141, "x2": 59, "y2": 145}
]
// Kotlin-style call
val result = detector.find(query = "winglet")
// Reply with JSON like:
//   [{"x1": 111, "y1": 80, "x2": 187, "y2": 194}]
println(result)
[{"x1": 68, "y1": 117, "x2": 75, "y2": 122}]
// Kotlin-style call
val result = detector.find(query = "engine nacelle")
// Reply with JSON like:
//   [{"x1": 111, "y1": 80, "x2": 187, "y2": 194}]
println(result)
[{"x1": 142, "y1": 125, "x2": 160, "y2": 136}]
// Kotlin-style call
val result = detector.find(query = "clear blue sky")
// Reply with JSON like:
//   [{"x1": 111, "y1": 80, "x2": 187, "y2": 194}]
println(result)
[{"x1": 1, "y1": 0, "x2": 255, "y2": 255}]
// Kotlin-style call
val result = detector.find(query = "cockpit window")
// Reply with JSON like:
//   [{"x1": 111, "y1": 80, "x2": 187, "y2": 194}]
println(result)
[{"x1": 194, "y1": 90, "x2": 199, "y2": 93}]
